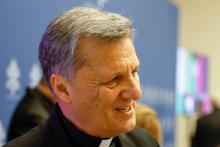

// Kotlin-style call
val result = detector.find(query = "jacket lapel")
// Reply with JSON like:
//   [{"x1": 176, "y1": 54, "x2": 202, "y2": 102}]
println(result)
[{"x1": 118, "y1": 133, "x2": 136, "y2": 147}]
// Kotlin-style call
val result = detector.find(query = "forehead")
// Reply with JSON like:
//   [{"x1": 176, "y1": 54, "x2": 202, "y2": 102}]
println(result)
[
  {"x1": 78, "y1": 37, "x2": 139, "y2": 79},
  {"x1": 80, "y1": 37, "x2": 139, "y2": 65}
]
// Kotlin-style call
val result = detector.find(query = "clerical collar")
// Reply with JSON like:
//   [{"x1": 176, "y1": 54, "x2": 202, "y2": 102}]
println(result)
[
  {"x1": 99, "y1": 138, "x2": 113, "y2": 147},
  {"x1": 55, "y1": 104, "x2": 113, "y2": 147}
]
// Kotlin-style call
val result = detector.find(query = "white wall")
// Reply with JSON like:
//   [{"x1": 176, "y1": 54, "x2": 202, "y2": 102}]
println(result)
[{"x1": 172, "y1": 0, "x2": 220, "y2": 147}]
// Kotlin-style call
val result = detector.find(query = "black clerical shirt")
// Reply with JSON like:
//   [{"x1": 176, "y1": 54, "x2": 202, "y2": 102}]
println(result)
[
  {"x1": 4, "y1": 104, "x2": 160, "y2": 147},
  {"x1": 56, "y1": 104, "x2": 108, "y2": 147}
]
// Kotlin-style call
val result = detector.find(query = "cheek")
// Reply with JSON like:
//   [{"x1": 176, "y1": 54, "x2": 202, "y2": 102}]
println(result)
[
  {"x1": 95, "y1": 87, "x2": 120, "y2": 108},
  {"x1": 71, "y1": 85, "x2": 97, "y2": 110},
  {"x1": 78, "y1": 87, "x2": 107, "y2": 110}
]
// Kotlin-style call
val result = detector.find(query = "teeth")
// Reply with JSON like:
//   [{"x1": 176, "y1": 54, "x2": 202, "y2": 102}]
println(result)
[{"x1": 117, "y1": 107, "x2": 129, "y2": 112}]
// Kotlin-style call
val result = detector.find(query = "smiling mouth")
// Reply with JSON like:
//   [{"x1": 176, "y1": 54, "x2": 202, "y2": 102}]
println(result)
[
  {"x1": 116, "y1": 106, "x2": 131, "y2": 112},
  {"x1": 115, "y1": 102, "x2": 134, "y2": 114},
  {"x1": 114, "y1": 101, "x2": 135, "y2": 118}
]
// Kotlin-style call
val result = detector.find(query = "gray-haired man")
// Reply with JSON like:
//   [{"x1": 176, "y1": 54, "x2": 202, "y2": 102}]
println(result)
[{"x1": 4, "y1": 7, "x2": 159, "y2": 147}]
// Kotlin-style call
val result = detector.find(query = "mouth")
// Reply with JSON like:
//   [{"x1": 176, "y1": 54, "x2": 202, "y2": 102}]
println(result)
[
  {"x1": 114, "y1": 103, "x2": 134, "y2": 118},
  {"x1": 115, "y1": 106, "x2": 131, "y2": 112}
]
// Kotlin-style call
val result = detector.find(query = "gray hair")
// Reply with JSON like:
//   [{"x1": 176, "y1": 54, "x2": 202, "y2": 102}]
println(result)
[{"x1": 39, "y1": 7, "x2": 134, "y2": 88}]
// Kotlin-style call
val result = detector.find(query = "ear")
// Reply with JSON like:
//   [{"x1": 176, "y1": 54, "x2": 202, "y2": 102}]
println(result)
[{"x1": 50, "y1": 74, "x2": 71, "y2": 104}]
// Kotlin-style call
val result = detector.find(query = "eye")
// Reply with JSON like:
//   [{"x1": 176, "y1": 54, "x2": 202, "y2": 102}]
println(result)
[
  {"x1": 105, "y1": 76, "x2": 122, "y2": 89},
  {"x1": 132, "y1": 68, "x2": 139, "y2": 77}
]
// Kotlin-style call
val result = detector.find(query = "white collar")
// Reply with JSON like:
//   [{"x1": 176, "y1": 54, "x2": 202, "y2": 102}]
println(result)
[{"x1": 99, "y1": 138, "x2": 113, "y2": 147}]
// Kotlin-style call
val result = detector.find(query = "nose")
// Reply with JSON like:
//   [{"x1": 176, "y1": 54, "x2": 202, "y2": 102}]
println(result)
[{"x1": 120, "y1": 76, "x2": 142, "y2": 101}]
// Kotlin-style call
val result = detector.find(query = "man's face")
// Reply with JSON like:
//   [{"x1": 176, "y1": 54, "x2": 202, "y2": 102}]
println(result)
[{"x1": 66, "y1": 37, "x2": 142, "y2": 137}]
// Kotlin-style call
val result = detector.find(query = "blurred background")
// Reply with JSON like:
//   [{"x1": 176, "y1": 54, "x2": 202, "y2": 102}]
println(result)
[{"x1": 0, "y1": 0, "x2": 219, "y2": 147}]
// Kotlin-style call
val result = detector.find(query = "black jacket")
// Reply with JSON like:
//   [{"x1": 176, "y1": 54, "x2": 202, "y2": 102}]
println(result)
[
  {"x1": 4, "y1": 105, "x2": 159, "y2": 147},
  {"x1": 192, "y1": 109, "x2": 220, "y2": 147}
]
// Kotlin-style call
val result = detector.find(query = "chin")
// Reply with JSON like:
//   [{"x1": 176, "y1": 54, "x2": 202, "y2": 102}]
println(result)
[{"x1": 119, "y1": 119, "x2": 136, "y2": 133}]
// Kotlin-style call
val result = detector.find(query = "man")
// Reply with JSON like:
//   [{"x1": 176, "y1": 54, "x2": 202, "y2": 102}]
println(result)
[
  {"x1": 7, "y1": 78, "x2": 56, "y2": 141},
  {"x1": 4, "y1": 7, "x2": 159, "y2": 147},
  {"x1": 7, "y1": 79, "x2": 161, "y2": 144},
  {"x1": 192, "y1": 97, "x2": 220, "y2": 147}
]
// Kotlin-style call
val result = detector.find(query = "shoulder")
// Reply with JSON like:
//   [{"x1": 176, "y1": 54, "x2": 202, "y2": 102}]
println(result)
[
  {"x1": 129, "y1": 127, "x2": 159, "y2": 144},
  {"x1": 4, "y1": 125, "x2": 49, "y2": 147},
  {"x1": 13, "y1": 88, "x2": 44, "y2": 114},
  {"x1": 197, "y1": 113, "x2": 214, "y2": 125},
  {"x1": 119, "y1": 127, "x2": 160, "y2": 147},
  {"x1": 14, "y1": 88, "x2": 51, "y2": 120}
]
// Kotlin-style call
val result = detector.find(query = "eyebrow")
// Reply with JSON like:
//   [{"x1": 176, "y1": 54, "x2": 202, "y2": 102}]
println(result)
[
  {"x1": 132, "y1": 64, "x2": 139, "y2": 70},
  {"x1": 110, "y1": 62, "x2": 140, "y2": 78},
  {"x1": 131, "y1": 60, "x2": 140, "y2": 70}
]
